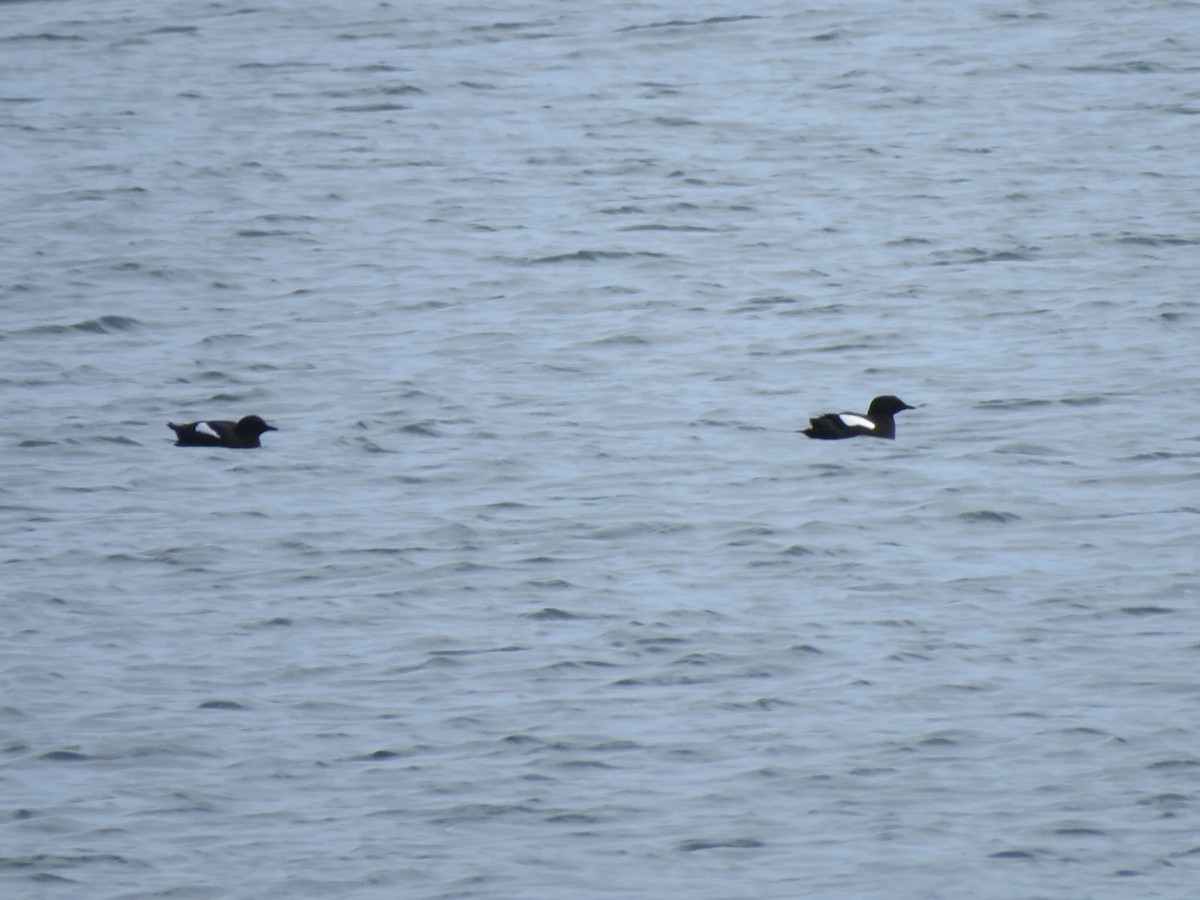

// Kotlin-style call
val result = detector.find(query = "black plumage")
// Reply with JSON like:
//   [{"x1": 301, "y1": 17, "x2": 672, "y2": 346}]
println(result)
[
  {"x1": 168, "y1": 415, "x2": 277, "y2": 449},
  {"x1": 802, "y1": 396, "x2": 913, "y2": 440}
]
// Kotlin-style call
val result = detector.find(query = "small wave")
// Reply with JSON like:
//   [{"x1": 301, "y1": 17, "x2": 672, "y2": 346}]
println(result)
[
  {"x1": 958, "y1": 510, "x2": 1020, "y2": 524},
  {"x1": 618, "y1": 15, "x2": 761, "y2": 33},
  {"x1": 427, "y1": 645, "x2": 524, "y2": 658},
  {"x1": 16, "y1": 315, "x2": 141, "y2": 336},
  {"x1": 619, "y1": 223, "x2": 719, "y2": 232},
  {"x1": 235, "y1": 229, "x2": 300, "y2": 238},
  {"x1": 40, "y1": 750, "x2": 91, "y2": 761},
  {"x1": 401, "y1": 421, "x2": 441, "y2": 437},
  {"x1": 651, "y1": 115, "x2": 700, "y2": 127},
  {"x1": 1067, "y1": 61, "x2": 1165, "y2": 74},
  {"x1": 589, "y1": 332, "x2": 648, "y2": 346},
  {"x1": 976, "y1": 397, "x2": 1052, "y2": 409},
  {"x1": 790, "y1": 644, "x2": 823, "y2": 655},
  {"x1": 1114, "y1": 233, "x2": 1197, "y2": 247},
  {"x1": 732, "y1": 295, "x2": 797, "y2": 310},
  {"x1": 1149, "y1": 759, "x2": 1200, "y2": 771},
  {"x1": 324, "y1": 85, "x2": 423, "y2": 98},
  {"x1": 677, "y1": 837, "x2": 765, "y2": 852},
  {"x1": 525, "y1": 249, "x2": 666, "y2": 264},
  {"x1": 782, "y1": 544, "x2": 814, "y2": 556},
  {"x1": 354, "y1": 749, "x2": 402, "y2": 760},
  {"x1": 2, "y1": 32, "x2": 86, "y2": 43},
  {"x1": 334, "y1": 103, "x2": 410, "y2": 113},
  {"x1": 524, "y1": 607, "x2": 582, "y2": 620},
  {"x1": 932, "y1": 246, "x2": 1037, "y2": 264},
  {"x1": 966, "y1": 249, "x2": 1036, "y2": 263},
  {"x1": 995, "y1": 442, "x2": 1062, "y2": 457},
  {"x1": 524, "y1": 578, "x2": 574, "y2": 590},
  {"x1": 814, "y1": 341, "x2": 877, "y2": 352},
  {"x1": 352, "y1": 437, "x2": 395, "y2": 453},
  {"x1": 1120, "y1": 606, "x2": 1174, "y2": 616},
  {"x1": 545, "y1": 659, "x2": 618, "y2": 671}
]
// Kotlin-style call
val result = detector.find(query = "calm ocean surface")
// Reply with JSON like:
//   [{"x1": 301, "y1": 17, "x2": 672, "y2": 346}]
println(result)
[{"x1": 3, "y1": 1, "x2": 1199, "y2": 897}]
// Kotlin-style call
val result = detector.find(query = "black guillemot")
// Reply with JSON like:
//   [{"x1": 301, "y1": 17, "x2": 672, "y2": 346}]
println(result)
[
  {"x1": 168, "y1": 415, "x2": 277, "y2": 448},
  {"x1": 802, "y1": 396, "x2": 914, "y2": 440}
]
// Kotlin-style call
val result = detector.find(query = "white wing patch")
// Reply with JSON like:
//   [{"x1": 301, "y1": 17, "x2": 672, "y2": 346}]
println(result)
[
  {"x1": 196, "y1": 421, "x2": 221, "y2": 439},
  {"x1": 837, "y1": 414, "x2": 875, "y2": 430}
]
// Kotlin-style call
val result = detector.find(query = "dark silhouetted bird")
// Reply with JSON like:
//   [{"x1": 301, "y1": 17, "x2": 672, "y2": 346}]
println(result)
[
  {"x1": 168, "y1": 415, "x2": 277, "y2": 448},
  {"x1": 802, "y1": 396, "x2": 913, "y2": 440}
]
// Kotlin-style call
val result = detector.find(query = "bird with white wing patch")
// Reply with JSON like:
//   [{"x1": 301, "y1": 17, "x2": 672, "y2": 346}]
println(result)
[
  {"x1": 802, "y1": 396, "x2": 914, "y2": 440},
  {"x1": 168, "y1": 415, "x2": 278, "y2": 449}
]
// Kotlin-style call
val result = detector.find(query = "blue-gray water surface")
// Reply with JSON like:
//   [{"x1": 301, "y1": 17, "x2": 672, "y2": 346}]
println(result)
[{"x1": 3, "y1": 1, "x2": 1200, "y2": 897}]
